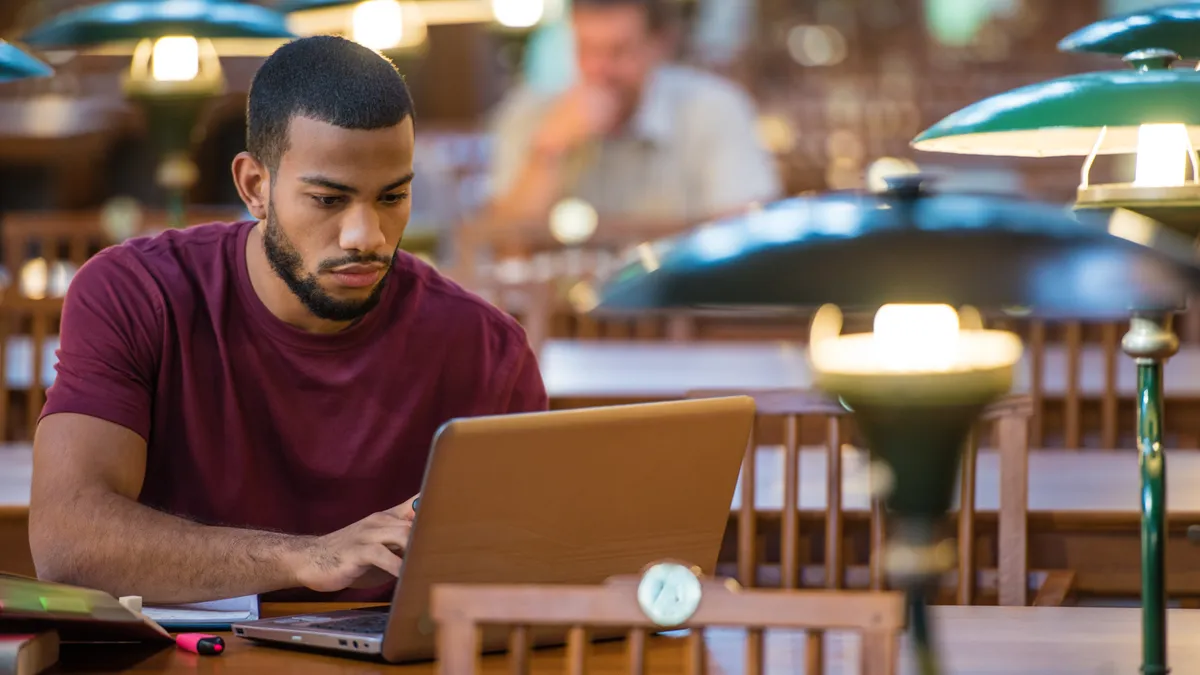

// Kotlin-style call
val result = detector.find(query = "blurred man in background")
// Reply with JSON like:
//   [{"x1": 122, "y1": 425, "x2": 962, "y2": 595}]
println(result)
[{"x1": 486, "y1": 0, "x2": 781, "y2": 241}]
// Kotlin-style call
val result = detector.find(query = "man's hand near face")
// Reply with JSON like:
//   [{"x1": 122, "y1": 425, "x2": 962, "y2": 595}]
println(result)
[
  {"x1": 532, "y1": 84, "x2": 622, "y2": 159},
  {"x1": 291, "y1": 494, "x2": 419, "y2": 592},
  {"x1": 487, "y1": 84, "x2": 621, "y2": 228}
]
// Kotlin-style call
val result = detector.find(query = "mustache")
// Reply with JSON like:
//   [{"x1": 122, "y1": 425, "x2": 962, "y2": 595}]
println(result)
[{"x1": 318, "y1": 253, "x2": 393, "y2": 271}]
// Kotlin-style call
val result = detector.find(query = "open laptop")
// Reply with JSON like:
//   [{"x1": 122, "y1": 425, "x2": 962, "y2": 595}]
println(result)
[{"x1": 232, "y1": 396, "x2": 755, "y2": 663}]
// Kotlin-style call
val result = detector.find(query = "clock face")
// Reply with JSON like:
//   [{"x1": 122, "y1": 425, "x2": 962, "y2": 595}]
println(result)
[{"x1": 636, "y1": 563, "x2": 703, "y2": 627}]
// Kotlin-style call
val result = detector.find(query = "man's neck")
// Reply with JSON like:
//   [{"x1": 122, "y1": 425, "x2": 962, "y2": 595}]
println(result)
[{"x1": 244, "y1": 222, "x2": 356, "y2": 335}]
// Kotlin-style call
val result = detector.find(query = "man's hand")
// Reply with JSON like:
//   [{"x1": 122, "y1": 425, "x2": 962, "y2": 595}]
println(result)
[
  {"x1": 533, "y1": 84, "x2": 621, "y2": 158},
  {"x1": 291, "y1": 495, "x2": 419, "y2": 592}
]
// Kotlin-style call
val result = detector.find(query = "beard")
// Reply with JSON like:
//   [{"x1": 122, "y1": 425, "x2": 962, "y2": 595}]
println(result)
[{"x1": 262, "y1": 202, "x2": 396, "y2": 323}]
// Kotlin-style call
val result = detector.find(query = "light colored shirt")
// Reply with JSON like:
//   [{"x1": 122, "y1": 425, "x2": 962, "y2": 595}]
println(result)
[{"x1": 487, "y1": 64, "x2": 783, "y2": 223}]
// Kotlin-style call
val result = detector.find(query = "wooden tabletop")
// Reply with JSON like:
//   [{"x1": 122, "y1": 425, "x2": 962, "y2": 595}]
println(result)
[
  {"x1": 15, "y1": 337, "x2": 1200, "y2": 397},
  {"x1": 0, "y1": 442, "x2": 1194, "y2": 516},
  {"x1": 48, "y1": 603, "x2": 1200, "y2": 673},
  {"x1": 539, "y1": 339, "x2": 1200, "y2": 401}
]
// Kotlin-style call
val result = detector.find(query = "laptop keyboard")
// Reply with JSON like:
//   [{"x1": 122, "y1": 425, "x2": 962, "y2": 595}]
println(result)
[{"x1": 308, "y1": 611, "x2": 389, "y2": 635}]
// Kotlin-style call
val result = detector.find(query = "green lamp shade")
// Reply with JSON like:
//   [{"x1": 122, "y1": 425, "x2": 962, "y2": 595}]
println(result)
[
  {"x1": 22, "y1": 0, "x2": 296, "y2": 48},
  {"x1": 1059, "y1": 3, "x2": 1200, "y2": 60},
  {"x1": 911, "y1": 67, "x2": 1200, "y2": 157},
  {"x1": 594, "y1": 177, "x2": 1200, "y2": 320},
  {"x1": 0, "y1": 41, "x2": 53, "y2": 83}
]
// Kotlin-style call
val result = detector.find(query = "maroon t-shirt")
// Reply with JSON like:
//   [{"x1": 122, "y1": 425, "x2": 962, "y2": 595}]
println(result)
[{"x1": 41, "y1": 220, "x2": 548, "y2": 601}]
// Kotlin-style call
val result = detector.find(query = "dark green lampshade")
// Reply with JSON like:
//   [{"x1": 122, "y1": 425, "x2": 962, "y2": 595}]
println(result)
[
  {"x1": 593, "y1": 177, "x2": 1200, "y2": 320},
  {"x1": 0, "y1": 40, "x2": 53, "y2": 83},
  {"x1": 911, "y1": 58, "x2": 1200, "y2": 157},
  {"x1": 22, "y1": 0, "x2": 296, "y2": 49},
  {"x1": 1059, "y1": 3, "x2": 1200, "y2": 60}
]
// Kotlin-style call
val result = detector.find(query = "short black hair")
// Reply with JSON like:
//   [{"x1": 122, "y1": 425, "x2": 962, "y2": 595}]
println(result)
[
  {"x1": 572, "y1": 0, "x2": 673, "y2": 32},
  {"x1": 246, "y1": 35, "x2": 415, "y2": 171}
]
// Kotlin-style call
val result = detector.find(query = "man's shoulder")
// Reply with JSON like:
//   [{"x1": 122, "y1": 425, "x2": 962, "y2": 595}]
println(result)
[
  {"x1": 92, "y1": 220, "x2": 242, "y2": 275},
  {"x1": 72, "y1": 221, "x2": 244, "y2": 299},
  {"x1": 391, "y1": 253, "x2": 531, "y2": 347},
  {"x1": 656, "y1": 64, "x2": 756, "y2": 113}
]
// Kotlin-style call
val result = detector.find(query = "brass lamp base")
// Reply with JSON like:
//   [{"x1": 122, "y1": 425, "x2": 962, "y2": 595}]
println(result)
[{"x1": 1076, "y1": 183, "x2": 1200, "y2": 236}]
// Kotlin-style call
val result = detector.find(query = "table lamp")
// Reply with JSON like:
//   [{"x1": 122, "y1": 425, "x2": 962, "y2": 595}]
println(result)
[
  {"x1": 0, "y1": 40, "x2": 53, "y2": 83},
  {"x1": 593, "y1": 176, "x2": 1200, "y2": 675},
  {"x1": 911, "y1": 49, "x2": 1200, "y2": 675},
  {"x1": 1059, "y1": 2, "x2": 1200, "y2": 61},
  {"x1": 21, "y1": 0, "x2": 295, "y2": 229}
]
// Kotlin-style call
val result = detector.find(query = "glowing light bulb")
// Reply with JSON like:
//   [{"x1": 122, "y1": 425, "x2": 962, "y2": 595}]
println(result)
[
  {"x1": 492, "y1": 0, "x2": 544, "y2": 28},
  {"x1": 150, "y1": 36, "x2": 200, "y2": 82},
  {"x1": 1133, "y1": 123, "x2": 1190, "y2": 188},
  {"x1": 352, "y1": 0, "x2": 405, "y2": 51},
  {"x1": 549, "y1": 197, "x2": 598, "y2": 244},
  {"x1": 872, "y1": 303, "x2": 960, "y2": 372}
]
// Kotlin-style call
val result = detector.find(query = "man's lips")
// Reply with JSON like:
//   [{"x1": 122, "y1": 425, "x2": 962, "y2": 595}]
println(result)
[{"x1": 327, "y1": 264, "x2": 384, "y2": 288}]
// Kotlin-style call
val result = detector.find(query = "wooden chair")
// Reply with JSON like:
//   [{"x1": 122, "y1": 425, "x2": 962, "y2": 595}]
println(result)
[
  {"x1": 431, "y1": 563, "x2": 906, "y2": 675},
  {"x1": 686, "y1": 389, "x2": 1047, "y2": 611},
  {"x1": 0, "y1": 294, "x2": 63, "y2": 442}
]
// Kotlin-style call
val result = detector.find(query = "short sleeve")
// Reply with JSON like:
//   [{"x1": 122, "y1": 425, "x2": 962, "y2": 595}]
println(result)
[
  {"x1": 40, "y1": 248, "x2": 163, "y2": 441},
  {"x1": 695, "y1": 85, "x2": 783, "y2": 215},
  {"x1": 485, "y1": 85, "x2": 549, "y2": 200},
  {"x1": 499, "y1": 340, "x2": 549, "y2": 414}
]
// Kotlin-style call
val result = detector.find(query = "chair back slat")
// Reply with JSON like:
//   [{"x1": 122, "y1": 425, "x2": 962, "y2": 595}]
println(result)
[
  {"x1": 1101, "y1": 323, "x2": 1120, "y2": 449},
  {"x1": 1028, "y1": 321, "x2": 1046, "y2": 448},
  {"x1": 1063, "y1": 321, "x2": 1083, "y2": 448},
  {"x1": 956, "y1": 428, "x2": 979, "y2": 605},
  {"x1": 781, "y1": 413, "x2": 800, "y2": 591},
  {"x1": 825, "y1": 415, "x2": 844, "y2": 590}
]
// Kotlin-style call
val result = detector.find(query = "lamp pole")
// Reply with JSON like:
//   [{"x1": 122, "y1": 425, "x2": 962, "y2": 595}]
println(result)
[{"x1": 1124, "y1": 312, "x2": 1179, "y2": 675}]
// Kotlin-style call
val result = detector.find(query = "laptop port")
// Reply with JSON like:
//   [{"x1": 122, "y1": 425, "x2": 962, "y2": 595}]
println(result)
[
  {"x1": 353, "y1": 641, "x2": 359, "y2": 648},
  {"x1": 338, "y1": 640, "x2": 347, "y2": 647},
  {"x1": 234, "y1": 628, "x2": 244, "y2": 635}
]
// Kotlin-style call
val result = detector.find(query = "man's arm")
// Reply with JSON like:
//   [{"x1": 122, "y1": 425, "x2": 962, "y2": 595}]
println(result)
[
  {"x1": 30, "y1": 252, "x2": 413, "y2": 604},
  {"x1": 30, "y1": 414, "x2": 415, "y2": 604}
]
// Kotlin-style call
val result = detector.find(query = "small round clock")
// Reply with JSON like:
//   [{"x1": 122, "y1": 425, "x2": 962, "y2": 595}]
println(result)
[{"x1": 636, "y1": 562, "x2": 704, "y2": 627}]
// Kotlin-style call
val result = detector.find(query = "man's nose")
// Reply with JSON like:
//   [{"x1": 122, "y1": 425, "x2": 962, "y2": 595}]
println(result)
[{"x1": 339, "y1": 204, "x2": 388, "y2": 254}]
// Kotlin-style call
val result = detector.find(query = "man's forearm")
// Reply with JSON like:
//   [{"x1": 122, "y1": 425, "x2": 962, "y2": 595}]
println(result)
[{"x1": 31, "y1": 489, "x2": 311, "y2": 604}]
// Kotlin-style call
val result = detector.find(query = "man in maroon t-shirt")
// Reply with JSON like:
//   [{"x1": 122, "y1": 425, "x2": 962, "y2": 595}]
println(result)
[{"x1": 28, "y1": 36, "x2": 548, "y2": 604}]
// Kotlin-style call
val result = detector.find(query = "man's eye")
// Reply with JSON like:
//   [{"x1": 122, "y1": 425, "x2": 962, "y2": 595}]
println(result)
[
  {"x1": 381, "y1": 193, "x2": 409, "y2": 205},
  {"x1": 312, "y1": 195, "x2": 343, "y2": 207}
]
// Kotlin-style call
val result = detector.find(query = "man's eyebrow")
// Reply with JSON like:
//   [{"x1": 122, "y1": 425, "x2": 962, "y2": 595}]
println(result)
[
  {"x1": 381, "y1": 173, "x2": 415, "y2": 192},
  {"x1": 300, "y1": 176, "x2": 356, "y2": 194},
  {"x1": 300, "y1": 174, "x2": 414, "y2": 194}
]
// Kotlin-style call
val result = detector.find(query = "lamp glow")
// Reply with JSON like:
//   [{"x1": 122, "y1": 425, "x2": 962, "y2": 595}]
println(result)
[
  {"x1": 150, "y1": 36, "x2": 200, "y2": 82},
  {"x1": 352, "y1": 0, "x2": 405, "y2": 51},
  {"x1": 492, "y1": 0, "x2": 544, "y2": 28},
  {"x1": 1133, "y1": 123, "x2": 1190, "y2": 187},
  {"x1": 873, "y1": 303, "x2": 960, "y2": 372},
  {"x1": 810, "y1": 303, "x2": 1023, "y2": 376}
]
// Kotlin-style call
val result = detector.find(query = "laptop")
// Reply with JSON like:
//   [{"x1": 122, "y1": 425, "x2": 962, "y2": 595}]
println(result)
[{"x1": 232, "y1": 396, "x2": 755, "y2": 662}]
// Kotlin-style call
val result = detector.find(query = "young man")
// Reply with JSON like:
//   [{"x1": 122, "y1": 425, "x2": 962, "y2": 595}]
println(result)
[
  {"x1": 29, "y1": 36, "x2": 547, "y2": 604},
  {"x1": 486, "y1": 0, "x2": 781, "y2": 234}
]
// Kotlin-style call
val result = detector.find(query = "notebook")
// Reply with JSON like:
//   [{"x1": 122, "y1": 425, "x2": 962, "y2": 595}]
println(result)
[
  {"x1": 0, "y1": 632, "x2": 59, "y2": 675},
  {"x1": 142, "y1": 596, "x2": 260, "y2": 630}
]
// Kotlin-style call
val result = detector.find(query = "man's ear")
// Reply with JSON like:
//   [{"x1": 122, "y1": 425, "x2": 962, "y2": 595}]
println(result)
[{"x1": 231, "y1": 151, "x2": 270, "y2": 221}]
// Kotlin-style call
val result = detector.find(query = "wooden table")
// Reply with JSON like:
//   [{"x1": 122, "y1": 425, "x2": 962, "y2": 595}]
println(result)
[
  {"x1": 14, "y1": 338, "x2": 1200, "y2": 398},
  {"x1": 6, "y1": 441, "x2": 1200, "y2": 598},
  {"x1": 48, "y1": 603, "x2": 1200, "y2": 673},
  {"x1": 539, "y1": 339, "x2": 1200, "y2": 401}
]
